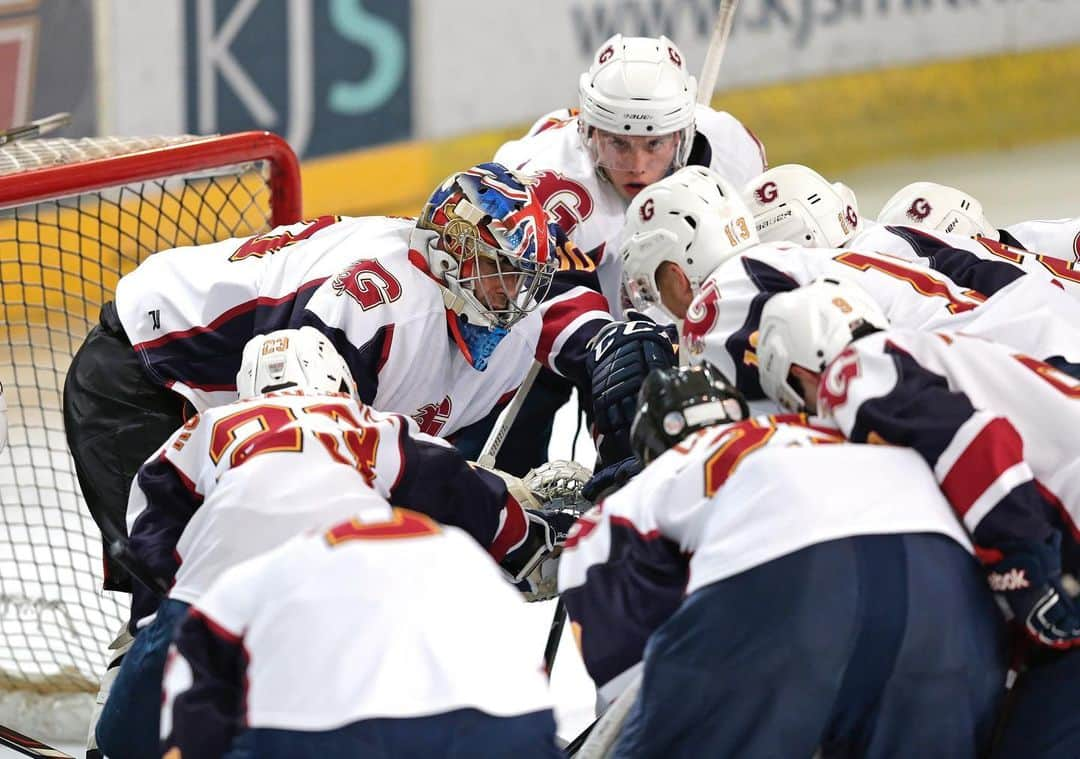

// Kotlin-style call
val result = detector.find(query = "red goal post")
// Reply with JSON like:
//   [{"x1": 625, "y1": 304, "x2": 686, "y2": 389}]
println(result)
[{"x1": 0, "y1": 131, "x2": 302, "y2": 741}]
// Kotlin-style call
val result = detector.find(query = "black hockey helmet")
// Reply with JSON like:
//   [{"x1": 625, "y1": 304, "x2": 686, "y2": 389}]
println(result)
[{"x1": 630, "y1": 363, "x2": 749, "y2": 465}]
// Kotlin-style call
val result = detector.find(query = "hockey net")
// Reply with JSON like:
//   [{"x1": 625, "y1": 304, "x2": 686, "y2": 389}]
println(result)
[{"x1": 0, "y1": 132, "x2": 302, "y2": 740}]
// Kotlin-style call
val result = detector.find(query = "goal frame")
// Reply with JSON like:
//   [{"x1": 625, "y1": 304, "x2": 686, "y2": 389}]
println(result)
[{"x1": 0, "y1": 130, "x2": 303, "y2": 223}]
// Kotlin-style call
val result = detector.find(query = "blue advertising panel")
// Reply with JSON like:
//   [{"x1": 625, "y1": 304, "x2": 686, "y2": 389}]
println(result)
[{"x1": 184, "y1": 0, "x2": 410, "y2": 159}]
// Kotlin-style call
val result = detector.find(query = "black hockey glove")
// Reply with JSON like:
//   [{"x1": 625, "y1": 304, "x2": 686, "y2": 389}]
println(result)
[
  {"x1": 581, "y1": 456, "x2": 642, "y2": 503},
  {"x1": 587, "y1": 315, "x2": 677, "y2": 465},
  {"x1": 989, "y1": 536, "x2": 1080, "y2": 649}
]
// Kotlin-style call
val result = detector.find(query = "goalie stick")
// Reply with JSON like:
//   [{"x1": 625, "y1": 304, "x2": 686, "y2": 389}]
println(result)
[
  {"x1": 0, "y1": 112, "x2": 71, "y2": 146},
  {"x1": 0, "y1": 723, "x2": 75, "y2": 759}
]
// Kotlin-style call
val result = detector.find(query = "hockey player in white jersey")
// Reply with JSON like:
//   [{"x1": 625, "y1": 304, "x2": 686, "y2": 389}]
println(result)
[
  {"x1": 65, "y1": 161, "x2": 618, "y2": 592},
  {"x1": 461, "y1": 34, "x2": 766, "y2": 476},
  {"x1": 615, "y1": 165, "x2": 1080, "y2": 405},
  {"x1": 94, "y1": 328, "x2": 570, "y2": 759},
  {"x1": 745, "y1": 164, "x2": 1080, "y2": 304},
  {"x1": 755, "y1": 278, "x2": 1080, "y2": 756},
  {"x1": 878, "y1": 180, "x2": 1080, "y2": 263},
  {"x1": 161, "y1": 510, "x2": 561, "y2": 759},
  {"x1": 558, "y1": 364, "x2": 1007, "y2": 756}
]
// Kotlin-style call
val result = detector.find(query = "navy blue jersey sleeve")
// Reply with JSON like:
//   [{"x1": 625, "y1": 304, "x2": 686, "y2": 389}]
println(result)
[
  {"x1": 127, "y1": 454, "x2": 204, "y2": 630},
  {"x1": 837, "y1": 343, "x2": 1057, "y2": 560},
  {"x1": 561, "y1": 513, "x2": 687, "y2": 689},
  {"x1": 886, "y1": 226, "x2": 1024, "y2": 296},
  {"x1": 390, "y1": 431, "x2": 529, "y2": 562},
  {"x1": 161, "y1": 608, "x2": 247, "y2": 759}
]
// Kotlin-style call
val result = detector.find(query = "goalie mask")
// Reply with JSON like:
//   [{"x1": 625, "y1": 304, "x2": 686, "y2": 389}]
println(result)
[
  {"x1": 631, "y1": 363, "x2": 749, "y2": 466},
  {"x1": 413, "y1": 163, "x2": 558, "y2": 370},
  {"x1": 621, "y1": 166, "x2": 758, "y2": 320},
  {"x1": 578, "y1": 35, "x2": 697, "y2": 190},
  {"x1": 756, "y1": 277, "x2": 889, "y2": 413},
  {"x1": 877, "y1": 181, "x2": 996, "y2": 239},
  {"x1": 237, "y1": 327, "x2": 357, "y2": 400},
  {"x1": 744, "y1": 164, "x2": 862, "y2": 248}
]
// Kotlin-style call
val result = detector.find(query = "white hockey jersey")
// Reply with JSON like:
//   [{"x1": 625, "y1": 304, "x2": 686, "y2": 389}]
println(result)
[
  {"x1": 162, "y1": 512, "x2": 554, "y2": 758},
  {"x1": 1001, "y1": 217, "x2": 1080, "y2": 263},
  {"x1": 849, "y1": 222, "x2": 1080, "y2": 301},
  {"x1": 684, "y1": 242, "x2": 1080, "y2": 400},
  {"x1": 818, "y1": 329, "x2": 1080, "y2": 555},
  {"x1": 298, "y1": 230, "x2": 611, "y2": 437},
  {"x1": 126, "y1": 389, "x2": 529, "y2": 629},
  {"x1": 115, "y1": 215, "x2": 412, "y2": 410},
  {"x1": 557, "y1": 414, "x2": 971, "y2": 693},
  {"x1": 495, "y1": 105, "x2": 767, "y2": 316}
]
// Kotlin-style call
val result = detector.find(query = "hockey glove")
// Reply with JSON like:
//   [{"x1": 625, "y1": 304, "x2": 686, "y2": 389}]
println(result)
[
  {"x1": 499, "y1": 460, "x2": 593, "y2": 602},
  {"x1": 581, "y1": 456, "x2": 642, "y2": 503},
  {"x1": 587, "y1": 315, "x2": 677, "y2": 465},
  {"x1": 988, "y1": 538, "x2": 1080, "y2": 649}
]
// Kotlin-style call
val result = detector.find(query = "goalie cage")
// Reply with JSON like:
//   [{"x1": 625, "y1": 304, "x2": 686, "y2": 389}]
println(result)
[{"x1": 0, "y1": 131, "x2": 302, "y2": 742}]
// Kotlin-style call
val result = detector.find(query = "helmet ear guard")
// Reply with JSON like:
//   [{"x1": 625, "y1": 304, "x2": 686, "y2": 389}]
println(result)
[
  {"x1": 756, "y1": 277, "x2": 889, "y2": 412},
  {"x1": 630, "y1": 362, "x2": 750, "y2": 466}
]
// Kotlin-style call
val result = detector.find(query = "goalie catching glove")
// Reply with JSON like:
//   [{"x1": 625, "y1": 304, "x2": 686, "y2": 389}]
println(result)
[{"x1": 490, "y1": 460, "x2": 593, "y2": 601}]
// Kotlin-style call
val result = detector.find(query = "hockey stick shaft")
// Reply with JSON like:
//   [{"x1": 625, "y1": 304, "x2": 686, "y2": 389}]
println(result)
[
  {"x1": 573, "y1": 672, "x2": 643, "y2": 758},
  {"x1": 0, "y1": 112, "x2": 71, "y2": 146},
  {"x1": 696, "y1": 0, "x2": 738, "y2": 106},
  {"x1": 542, "y1": 597, "x2": 567, "y2": 674},
  {"x1": 0, "y1": 723, "x2": 75, "y2": 758},
  {"x1": 476, "y1": 360, "x2": 542, "y2": 468}
]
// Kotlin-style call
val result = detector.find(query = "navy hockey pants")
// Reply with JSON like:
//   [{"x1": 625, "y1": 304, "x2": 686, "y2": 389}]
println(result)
[
  {"x1": 221, "y1": 707, "x2": 563, "y2": 759},
  {"x1": 96, "y1": 598, "x2": 191, "y2": 759},
  {"x1": 616, "y1": 532, "x2": 1008, "y2": 759},
  {"x1": 993, "y1": 647, "x2": 1080, "y2": 758}
]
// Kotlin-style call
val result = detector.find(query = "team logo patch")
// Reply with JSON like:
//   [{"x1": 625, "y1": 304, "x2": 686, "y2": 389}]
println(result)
[
  {"x1": 845, "y1": 205, "x2": 859, "y2": 228},
  {"x1": 906, "y1": 198, "x2": 932, "y2": 221},
  {"x1": 640, "y1": 198, "x2": 655, "y2": 221},
  {"x1": 755, "y1": 181, "x2": 778, "y2": 205},
  {"x1": 412, "y1": 396, "x2": 452, "y2": 436}
]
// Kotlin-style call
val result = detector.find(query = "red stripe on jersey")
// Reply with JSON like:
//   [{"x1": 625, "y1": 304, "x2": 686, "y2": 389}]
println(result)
[
  {"x1": 132, "y1": 279, "x2": 328, "y2": 352},
  {"x1": 611, "y1": 515, "x2": 661, "y2": 542},
  {"x1": 488, "y1": 495, "x2": 528, "y2": 562},
  {"x1": 940, "y1": 416, "x2": 1025, "y2": 517},
  {"x1": 1036, "y1": 481, "x2": 1080, "y2": 543},
  {"x1": 190, "y1": 608, "x2": 243, "y2": 644},
  {"x1": 535, "y1": 290, "x2": 609, "y2": 364},
  {"x1": 497, "y1": 387, "x2": 518, "y2": 406},
  {"x1": 743, "y1": 124, "x2": 768, "y2": 170}
]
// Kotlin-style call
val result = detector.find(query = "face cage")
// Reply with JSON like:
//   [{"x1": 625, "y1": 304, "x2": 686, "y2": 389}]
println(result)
[
  {"x1": 581, "y1": 124, "x2": 693, "y2": 177},
  {"x1": 419, "y1": 215, "x2": 557, "y2": 329}
]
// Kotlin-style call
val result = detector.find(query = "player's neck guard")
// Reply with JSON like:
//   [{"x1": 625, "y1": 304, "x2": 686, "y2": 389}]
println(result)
[{"x1": 446, "y1": 309, "x2": 508, "y2": 371}]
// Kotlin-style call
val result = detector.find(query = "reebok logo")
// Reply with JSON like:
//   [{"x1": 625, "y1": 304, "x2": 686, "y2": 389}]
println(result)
[{"x1": 988, "y1": 568, "x2": 1030, "y2": 592}]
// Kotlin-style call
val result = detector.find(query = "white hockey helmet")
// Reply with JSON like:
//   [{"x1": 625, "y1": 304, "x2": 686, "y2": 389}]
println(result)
[
  {"x1": 877, "y1": 181, "x2": 996, "y2": 238},
  {"x1": 237, "y1": 327, "x2": 356, "y2": 400},
  {"x1": 743, "y1": 164, "x2": 862, "y2": 248},
  {"x1": 578, "y1": 34, "x2": 697, "y2": 171},
  {"x1": 620, "y1": 166, "x2": 758, "y2": 319},
  {"x1": 756, "y1": 277, "x2": 889, "y2": 412}
]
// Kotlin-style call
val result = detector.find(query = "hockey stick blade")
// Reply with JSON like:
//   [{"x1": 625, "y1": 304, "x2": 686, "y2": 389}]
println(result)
[
  {"x1": 0, "y1": 724, "x2": 74, "y2": 759},
  {"x1": 0, "y1": 112, "x2": 72, "y2": 146},
  {"x1": 696, "y1": 0, "x2": 739, "y2": 106}
]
